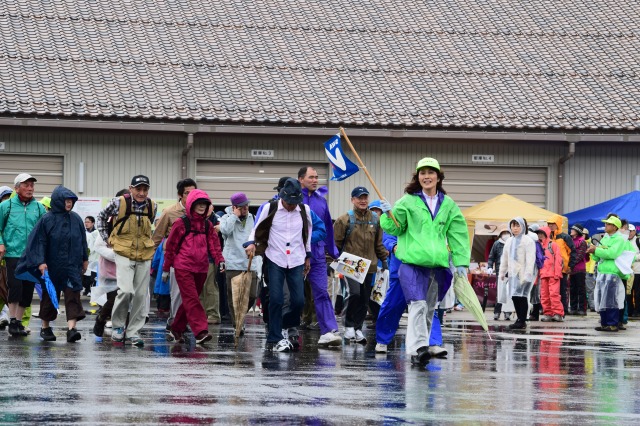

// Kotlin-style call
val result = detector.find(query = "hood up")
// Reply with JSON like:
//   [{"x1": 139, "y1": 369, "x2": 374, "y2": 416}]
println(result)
[
  {"x1": 50, "y1": 185, "x2": 78, "y2": 214},
  {"x1": 185, "y1": 189, "x2": 211, "y2": 220}
]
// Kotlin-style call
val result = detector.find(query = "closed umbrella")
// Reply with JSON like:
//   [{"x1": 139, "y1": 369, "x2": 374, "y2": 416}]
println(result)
[
  {"x1": 15, "y1": 268, "x2": 59, "y2": 310},
  {"x1": 453, "y1": 272, "x2": 491, "y2": 340},
  {"x1": 0, "y1": 259, "x2": 8, "y2": 303},
  {"x1": 231, "y1": 254, "x2": 253, "y2": 348}
]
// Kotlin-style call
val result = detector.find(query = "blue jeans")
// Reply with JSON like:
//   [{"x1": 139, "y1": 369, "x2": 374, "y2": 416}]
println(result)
[{"x1": 266, "y1": 259, "x2": 304, "y2": 343}]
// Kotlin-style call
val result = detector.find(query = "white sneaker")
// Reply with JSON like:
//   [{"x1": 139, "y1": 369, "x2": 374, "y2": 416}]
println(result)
[
  {"x1": 375, "y1": 343, "x2": 388, "y2": 353},
  {"x1": 274, "y1": 338, "x2": 292, "y2": 352},
  {"x1": 428, "y1": 346, "x2": 448, "y2": 358},
  {"x1": 318, "y1": 332, "x2": 342, "y2": 346},
  {"x1": 344, "y1": 327, "x2": 356, "y2": 340},
  {"x1": 106, "y1": 321, "x2": 113, "y2": 328},
  {"x1": 281, "y1": 329, "x2": 289, "y2": 340},
  {"x1": 355, "y1": 329, "x2": 367, "y2": 345}
]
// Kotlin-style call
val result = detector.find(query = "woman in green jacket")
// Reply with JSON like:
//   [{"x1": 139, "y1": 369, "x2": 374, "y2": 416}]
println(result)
[{"x1": 380, "y1": 157, "x2": 470, "y2": 366}]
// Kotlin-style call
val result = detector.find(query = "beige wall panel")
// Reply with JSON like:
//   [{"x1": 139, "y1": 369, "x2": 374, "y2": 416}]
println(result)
[
  {"x1": 0, "y1": 154, "x2": 63, "y2": 198},
  {"x1": 0, "y1": 127, "x2": 185, "y2": 199},
  {"x1": 563, "y1": 143, "x2": 640, "y2": 214}
]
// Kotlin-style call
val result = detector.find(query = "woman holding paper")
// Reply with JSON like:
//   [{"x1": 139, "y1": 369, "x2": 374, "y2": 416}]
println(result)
[{"x1": 379, "y1": 157, "x2": 470, "y2": 366}]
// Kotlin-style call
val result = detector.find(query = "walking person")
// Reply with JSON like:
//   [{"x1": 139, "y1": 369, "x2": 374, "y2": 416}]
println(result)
[
  {"x1": 96, "y1": 175, "x2": 157, "y2": 347},
  {"x1": 219, "y1": 193, "x2": 258, "y2": 335},
  {"x1": 488, "y1": 226, "x2": 512, "y2": 320},
  {"x1": 152, "y1": 178, "x2": 197, "y2": 332},
  {"x1": 0, "y1": 173, "x2": 47, "y2": 337},
  {"x1": 334, "y1": 186, "x2": 388, "y2": 345},
  {"x1": 16, "y1": 186, "x2": 88, "y2": 342},
  {"x1": 586, "y1": 216, "x2": 628, "y2": 332},
  {"x1": 83, "y1": 216, "x2": 99, "y2": 296},
  {"x1": 379, "y1": 157, "x2": 470, "y2": 366},
  {"x1": 245, "y1": 178, "x2": 312, "y2": 352},
  {"x1": 163, "y1": 189, "x2": 225, "y2": 344},
  {"x1": 535, "y1": 227, "x2": 565, "y2": 321},
  {"x1": 298, "y1": 166, "x2": 342, "y2": 343},
  {"x1": 498, "y1": 217, "x2": 536, "y2": 330},
  {"x1": 569, "y1": 224, "x2": 589, "y2": 315}
]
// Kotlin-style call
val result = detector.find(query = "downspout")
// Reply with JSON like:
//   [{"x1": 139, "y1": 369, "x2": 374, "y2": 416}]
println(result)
[
  {"x1": 557, "y1": 142, "x2": 576, "y2": 214},
  {"x1": 181, "y1": 133, "x2": 194, "y2": 179}
]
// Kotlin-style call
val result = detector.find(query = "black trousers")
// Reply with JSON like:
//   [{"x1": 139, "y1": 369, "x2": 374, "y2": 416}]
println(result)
[
  {"x1": 512, "y1": 296, "x2": 528, "y2": 322},
  {"x1": 345, "y1": 273, "x2": 374, "y2": 330},
  {"x1": 560, "y1": 274, "x2": 569, "y2": 314},
  {"x1": 569, "y1": 272, "x2": 587, "y2": 312}
]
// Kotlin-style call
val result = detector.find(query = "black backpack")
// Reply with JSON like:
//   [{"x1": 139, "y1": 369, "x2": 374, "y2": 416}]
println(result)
[{"x1": 254, "y1": 199, "x2": 309, "y2": 256}]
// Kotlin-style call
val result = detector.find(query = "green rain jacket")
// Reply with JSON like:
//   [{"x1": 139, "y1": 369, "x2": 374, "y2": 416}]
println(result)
[
  {"x1": 380, "y1": 193, "x2": 470, "y2": 268},
  {"x1": 0, "y1": 196, "x2": 47, "y2": 258},
  {"x1": 593, "y1": 231, "x2": 629, "y2": 279}
]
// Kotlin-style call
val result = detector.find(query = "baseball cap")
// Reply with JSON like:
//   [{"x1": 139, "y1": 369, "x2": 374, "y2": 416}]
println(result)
[
  {"x1": 14, "y1": 173, "x2": 37, "y2": 185},
  {"x1": 0, "y1": 186, "x2": 12, "y2": 199},
  {"x1": 279, "y1": 178, "x2": 303, "y2": 204},
  {"x1": 351, "y1": 186, "x2": 369, "y2": 198},
  {"x1": 602, "y1": 216, "x2": 622, "y2": 229},
  {"x1": 230, "y1": 192, "x2": 250, "y2": 207},
  {"x1": 416, "y1": 157, "x2": 440, "y2": 171},
  {"x1": 629, "y1": 224, "x2": 636, "y2": 231},
  {"x1": 274, "y1": 176, "x2": 292, "y2": 191},
  {"x1": 130, "y1": 175, "x2": 150, "y2": 188},
  {"x1": 368, "y1": 200, "x2": 382, "y2": 210}
]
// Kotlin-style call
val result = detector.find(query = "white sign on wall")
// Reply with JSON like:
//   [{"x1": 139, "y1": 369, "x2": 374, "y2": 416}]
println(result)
[
  {"x1": 472, "y1": 154, "x2": 494, "y2": 163},
  {"x1": 0, "y1": 142, "x2": 5, "y2": 151},
  {"x1": 251, "y1": 149, "x2": 274, "y2": 158}
]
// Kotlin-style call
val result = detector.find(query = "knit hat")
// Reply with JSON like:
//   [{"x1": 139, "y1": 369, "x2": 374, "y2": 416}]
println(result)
[{"x1": 571, "y1": 224, "x2": 585, "y2": 235}]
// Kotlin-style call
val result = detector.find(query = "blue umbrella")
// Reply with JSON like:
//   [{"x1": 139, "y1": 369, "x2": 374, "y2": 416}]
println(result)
[{"x1": 15, "y1": 269, "x2": 59, "y2": 309}]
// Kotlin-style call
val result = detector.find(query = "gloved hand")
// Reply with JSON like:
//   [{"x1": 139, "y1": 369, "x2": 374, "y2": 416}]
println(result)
[
  {"x1": 161, "y1": 272, "x2": 169, "y2": 282},
  {"x1": 219, "y1": 262, "x2": 226, "y2": 272},
  {"x1": 380, "y1": 199, "x2": 392, "y2": 213},
  {"x1": 381, "y1": 260, "x2": 389, "y2": 271},
  {"x1": 485, "y1": 268, "x2": 493, "y2": 275},
  {"x1": 455, "y1": 266, "x2": 467, "y2": 276}
]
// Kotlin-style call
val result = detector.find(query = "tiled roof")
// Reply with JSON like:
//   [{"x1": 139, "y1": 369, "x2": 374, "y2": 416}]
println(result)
[{"x1": 0, "y1": 0, "x2": 639, "y2": 131}]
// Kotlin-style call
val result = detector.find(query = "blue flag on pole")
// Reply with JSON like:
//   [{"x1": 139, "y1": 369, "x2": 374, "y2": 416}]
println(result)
[{"x1": 324, "y1": 133, "x2": 359, "y2": 181}]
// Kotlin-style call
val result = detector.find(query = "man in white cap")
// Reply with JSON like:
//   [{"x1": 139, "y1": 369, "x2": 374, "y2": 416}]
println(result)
[{"x1": 0, "y1": 173, "x2": 47, "y2": 336}]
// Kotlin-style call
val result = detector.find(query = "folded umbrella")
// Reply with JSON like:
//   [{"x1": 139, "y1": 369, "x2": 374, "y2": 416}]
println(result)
[
  {"x1": 15, "y1": 268, "x2": 59, "y2": 310},
  {"x1": 453, "y1": 272, "x2": 491, "y2": 340},
  {"x1": 0, "y1": 259, "x2": 8, "y2": 303},
  {"x1": 231, "y1": 254, "x2": 253, "y2": 348}
]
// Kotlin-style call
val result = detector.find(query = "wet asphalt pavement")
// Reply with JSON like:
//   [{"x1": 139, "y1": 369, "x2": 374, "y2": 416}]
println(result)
[{"x1": 1, "y1": 303, "x2": 640, "y2": 425}]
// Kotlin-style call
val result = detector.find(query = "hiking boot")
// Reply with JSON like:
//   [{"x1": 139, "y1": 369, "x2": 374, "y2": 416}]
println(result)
[
  {"x1": 355, "y1": 329, "x2": 367, "y2": 345},
  {"x1": 195, "y1": 331, "x2": 212, "y2": 345},
  {"x1": 375, "y1": 343, "x2": 388, "y2": 353},
  {"x1": 552, "y1": 314, "x2": 564, "y2": 322},
  {"x1": 428, "y1": 346, "x2": 448, "y2": 358},
  {"x1": 540, "y1": 315, "x2": 553, "y2": 322},
  {"x1": 93, "y1": 318, "x2": 106, "y2": 337},
  {"x1": 344, "y1": 327, "x2": 356, "y2": 340},
  {"x1": 66, "y1": 328, "x2": 81, "y2": 343},
  {"x1": 40, "y1": 327, "x2": 56, "y2": 342},
  {"x1": 318, "y1": 332, "x2": 342, "y2": 347},
  {"x1": 8, "y1": 319, "x2": 21, "y2": 336},
  {"x1": 410, "y1": 346, "x2": 430, "y2": 366},
  {"x1": 274, "y1": 338, "x2": 293, "y2": 352},
  {"x1": 112, "y1": 327, "x2": 125, "y2": 342},
  {"x1": 508, "y1": 320, "x2": 526, "y2": 330},
  {"x1": 125, "y1": 336, "x2": 144, "y2": 347}
]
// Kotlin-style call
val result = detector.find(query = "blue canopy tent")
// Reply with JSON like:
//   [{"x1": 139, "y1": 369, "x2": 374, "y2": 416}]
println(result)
[{"x1": 565, "y1": 191, "x2": 640, "y2": 236}]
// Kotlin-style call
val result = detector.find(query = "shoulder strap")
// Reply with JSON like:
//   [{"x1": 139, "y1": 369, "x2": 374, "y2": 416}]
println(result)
[
  {"x1": 113, "y1": 194, "x2": 132, "y2": 235},
  {"x1": 341, "y1": 210, "x2": 356, "y2": 253},
  {"x1": 299, "y1": 203, "x2": 309, "y2": 248},
  {"x1": 175, "y1": 216, "x2": 191, "y2": 255}
]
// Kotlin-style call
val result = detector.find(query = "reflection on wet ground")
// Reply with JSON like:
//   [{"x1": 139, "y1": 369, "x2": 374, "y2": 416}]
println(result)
[{"x1": 1, "y1": 311, "x2": 640, "y2": 424}]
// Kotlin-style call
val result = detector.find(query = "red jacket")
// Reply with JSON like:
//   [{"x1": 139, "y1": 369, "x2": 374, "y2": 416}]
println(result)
[
  {"x1": 163, "y1": 189, "x2": 224, "y2": 273},
  {"x1": 539, "y1": 226, "x2": 563, "y2": 279}
]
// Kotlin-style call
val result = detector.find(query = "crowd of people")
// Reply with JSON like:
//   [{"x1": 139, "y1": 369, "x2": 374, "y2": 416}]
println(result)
[{"x1": 0, "y1": 157, "x2": 638, "y2": 365}]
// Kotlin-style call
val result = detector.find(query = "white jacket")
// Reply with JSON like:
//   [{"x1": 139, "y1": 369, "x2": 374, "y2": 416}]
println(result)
[{"x1": 499, "y1": 235, "x2": 536, "y2": 284}]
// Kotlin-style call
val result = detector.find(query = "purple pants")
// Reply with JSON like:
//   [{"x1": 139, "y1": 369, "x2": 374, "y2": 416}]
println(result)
[
  {"x1": 307, "y1": 258, "x2": 339, "y2": 334},
  {"x1": 398, "y1": 263, "x2": 452, "y2": 303}
]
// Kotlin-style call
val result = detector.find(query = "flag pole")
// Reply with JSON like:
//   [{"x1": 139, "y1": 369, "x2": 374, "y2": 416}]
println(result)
[{"x1": 339, "y1": 127, "x2": 400, "y2": 227}]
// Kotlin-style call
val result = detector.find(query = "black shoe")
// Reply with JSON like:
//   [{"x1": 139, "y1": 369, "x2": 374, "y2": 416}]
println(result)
[
  {"x1": 8, "y1": 319, "x2": 20, "y2": 336},
  {"x1": 577, "y1": 310, "x2": 586, "y2": 316},
  {"x1": 288, "y1": 335, "x2": 300, "y2": 351},
  {"x1": 617, "y1": 323, "x2": 627, "y2": 331},
  {"x1": 93, "y1": 318, "x2": 106, "y2": 337},
  {"x1": 411, "y1": 346, "x2": 431, "y2": 366},
  {"x1": 66, "y1": 328, "x2": 81, "y2": 343},
  {"x1": 40, "y1": 327, "x2": 57, "y2": 341},
  {"x1": 508, "y1": 320, "x2": 527, "y2": 330},
  {"x1": 528, "y1": 315, "x2": 539, "y2": 321}
]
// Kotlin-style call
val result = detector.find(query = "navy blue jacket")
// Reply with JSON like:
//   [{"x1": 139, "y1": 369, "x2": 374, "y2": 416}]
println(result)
[{"x1": 17, "y1": 186, "x2": 88, "y2": 292}]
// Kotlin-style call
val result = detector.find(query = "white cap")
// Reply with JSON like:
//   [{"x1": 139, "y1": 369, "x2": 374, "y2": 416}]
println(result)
[
  {"x1": 14, "y1": 173, "x2": 37, "y2": 185},
  {"x1": 629, "y1": 224, "x2": 636, "y2": 231}
]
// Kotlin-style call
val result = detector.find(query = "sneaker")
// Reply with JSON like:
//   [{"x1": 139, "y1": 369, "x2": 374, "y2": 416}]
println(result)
[
  {"x1": 552, "y1": 314, "x2": 564, "y2": 322},
  {"x1": 355, "y1": 329, "x2": 367, "y2": 345},
  {"x1": 618, "y1": 323, "x2": 627, "y2": 331},
  {"x1": 503, "y1": 313, "x2": 512, "y2": 321},
  {"x1": 528, "y1": 315, "x2": 539, "y2": 321},
  {"x1": 93, "y1": 318, "x2": 106, "y2": 337},
  {"x1": 274, "y1": 338, "x2": 293, "y2": 352},
  {"x1": 454, "y1": 304, "x2": 464, "y2": 311},
  {"x1": 595, "y1": 325, "x2": 618, "y2": 332},
  {"x1": 308, "y1": 322, "x2": 320, "y2": 331},
  {"x1": 577, "y1": 310, "x2": 587, "y2": 316},
  {"x1": 508, "y1": 320, "x2": 527, "y2": 330},
  {"x1": 40, "y1": 327, "x2": 57, "y2": 342},
  {"x1": 344, "y1": 327, "x2": 356, "y2": 340},
  {"x1": 207, "y1": 316, "x2": 221, "y2": 325},
  {"x1": 105, "y1": 320, "x2": 113, "y2": 328},
  {"x1": 410, "y1": 346, "x2": 431, "y2": 366},
  {"x1": 195, "y1": 331, "x2": 212, "y2": 344},
  {"x1": 126, "y1": 336, "x2": 144, "y2": 347},
  {"x1": 493, "y1": 313, "x2": 500, "y2": 321},
  {"x1": 540, "y1": 315, "x2": 553, "y2": 322},
  {"x1": 289, "y1": 335, "x2": 300, "y2": 351},
  {"x1": 8, "y1": 319, "x2": 20, "y2": 336},
  {"x1": 24, "y1": 326, "x2": 31, "y2": 335},
  {"x1": 318, "y1": 332, "x2": 342, "y2": 347},
  {"x1": 167, "y1": 330, "x2": 184, "y2": 343},
  {"x1": 112, "y1": 327, "x2": 125, "y2": 342},
  {"x1": 66, "y1": 328, "x2": 81, "y2": 343},
  {"x1": 375, "y1": 343, "x2": 388, "y2": 353},
  {"x1": 428, "y1": 346, "x2": 448, "y2": 358}
]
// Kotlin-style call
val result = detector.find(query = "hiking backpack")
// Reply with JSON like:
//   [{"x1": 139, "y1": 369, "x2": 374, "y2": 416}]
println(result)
[
  {"x1": 340, "y1": 210, "x2": 379, "y2": 252},
  {"x1": 175, "y1": 215, "x2": 211, "y2": 255}
]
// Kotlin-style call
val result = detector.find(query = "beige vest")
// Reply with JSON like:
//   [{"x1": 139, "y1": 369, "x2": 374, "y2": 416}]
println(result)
[{"x1": 108, "y1": 196, "x2": 155, "y2": 261}]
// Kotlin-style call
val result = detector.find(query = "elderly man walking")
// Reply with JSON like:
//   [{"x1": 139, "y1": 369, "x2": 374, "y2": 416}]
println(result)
[{"x1": 0, "y1": 173, "x2": 47, "y2": 337}]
